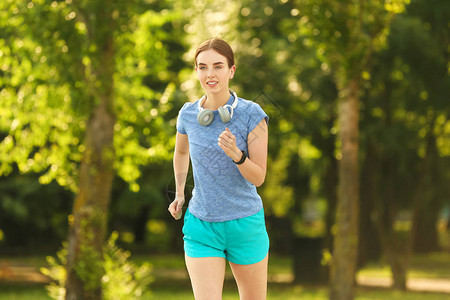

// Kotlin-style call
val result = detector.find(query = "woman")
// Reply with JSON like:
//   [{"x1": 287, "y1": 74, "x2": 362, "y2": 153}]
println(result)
[{"x1": 168, "y1": 38, "x2": 269, "y2": 300}]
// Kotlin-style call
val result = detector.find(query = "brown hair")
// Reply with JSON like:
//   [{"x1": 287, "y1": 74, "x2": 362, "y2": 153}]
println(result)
[{"x1": 194, "y1": 38, "x2": 234, "y2": 68}]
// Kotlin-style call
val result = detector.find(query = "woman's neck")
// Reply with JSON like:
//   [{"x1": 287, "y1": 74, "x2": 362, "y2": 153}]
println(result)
[{"x1": 203, "y1": 89, "x2": 230, "y2": 110}]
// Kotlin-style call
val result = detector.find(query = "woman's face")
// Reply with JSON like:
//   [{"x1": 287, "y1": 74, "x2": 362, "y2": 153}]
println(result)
[{"x1": 195, "y1": 49, "x2": 235, "y2": 95}]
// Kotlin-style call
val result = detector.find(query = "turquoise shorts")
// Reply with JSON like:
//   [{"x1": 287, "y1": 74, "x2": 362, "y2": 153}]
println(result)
[{"x1": 183, "y1": 208, "x2": 269, "y2": 265}]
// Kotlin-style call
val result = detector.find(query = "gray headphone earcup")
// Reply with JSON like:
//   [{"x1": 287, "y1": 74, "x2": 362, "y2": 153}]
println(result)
[
  {"x1": 218, "y1": 107, "x2": 231, "y2": 123},
  {"x1": 198, "y1": 109, "x2": 214, "y2": 126}
]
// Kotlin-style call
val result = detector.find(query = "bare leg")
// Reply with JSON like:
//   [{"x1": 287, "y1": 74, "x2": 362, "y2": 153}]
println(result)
[
  {"x1": 229, "y1": 253, "x2": 269, "y2": 300},
  {"x1": 185, "y1": 255, "x2": 226, "y2": 300}
]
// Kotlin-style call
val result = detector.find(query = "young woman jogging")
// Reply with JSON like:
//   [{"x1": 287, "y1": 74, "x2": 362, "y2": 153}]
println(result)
[{"x1": 168, "y1": 38, "x2": 269, "y2": 300}]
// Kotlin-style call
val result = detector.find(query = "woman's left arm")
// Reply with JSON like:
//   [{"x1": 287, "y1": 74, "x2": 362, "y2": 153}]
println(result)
[{"x1": 218, "y1": 119, "x2": 268, "y2": 187}]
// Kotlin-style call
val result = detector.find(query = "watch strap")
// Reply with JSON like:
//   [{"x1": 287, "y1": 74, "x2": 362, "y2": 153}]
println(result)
[{"x1": 234, "y1": 150, "x2": 247, "y2": 165}]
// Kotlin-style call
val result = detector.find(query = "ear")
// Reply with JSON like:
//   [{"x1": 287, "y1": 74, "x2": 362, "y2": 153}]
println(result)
[{"x1": 229, "y1": 65, "x2": 236, "y2": 79}]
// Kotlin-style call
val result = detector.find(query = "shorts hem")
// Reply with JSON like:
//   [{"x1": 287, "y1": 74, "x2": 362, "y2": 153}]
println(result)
[
  {"x1": 184, "y1": 249, "x2": 269, "y2": 265},
  {"x1": 184, "y1": 251, "x2": 226, "y2": 259},
  {"x1": 227, "y1": 250, "x2": 269, "y2": 265}
]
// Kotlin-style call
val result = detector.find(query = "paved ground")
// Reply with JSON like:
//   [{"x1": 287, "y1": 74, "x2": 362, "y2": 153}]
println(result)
[{"x1": 356, "y1": 276, "x2": 450, "y2": 294}]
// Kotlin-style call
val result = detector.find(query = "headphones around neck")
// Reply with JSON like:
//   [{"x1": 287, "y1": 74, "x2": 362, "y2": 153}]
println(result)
[{"x1": 197, "y1": 89, "x2": 238, "y2": 126}]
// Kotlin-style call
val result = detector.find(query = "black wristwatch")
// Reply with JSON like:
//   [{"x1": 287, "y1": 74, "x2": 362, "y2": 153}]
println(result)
[{"x1": 234, "y1": 150, "x2": 247, "y2": 165}]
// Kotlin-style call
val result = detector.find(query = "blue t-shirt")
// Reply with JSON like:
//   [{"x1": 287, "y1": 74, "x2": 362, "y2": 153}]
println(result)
[{"x1": 177, "y1": 94, "x2": 269, "y2": 222}]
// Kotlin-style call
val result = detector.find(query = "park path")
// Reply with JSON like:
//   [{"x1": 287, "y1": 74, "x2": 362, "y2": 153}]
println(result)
[
  {"x1": 356, "y1": 275, "x2": 450, "y2": 294},
  {"x1": 1, "y1": 259, "x2": 449, "y2": 294},
  {"x1": 268, "y1": 273, "x2": 450, "y2": 294},
  {"x1": 0, "y1": 260, "x2": 48, "y2": 283}
]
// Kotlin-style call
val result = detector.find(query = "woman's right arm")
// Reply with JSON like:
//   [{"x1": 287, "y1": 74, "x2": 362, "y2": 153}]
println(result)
[{"x1": 168, "y1": 131, "x2": 190, "y2": 220}]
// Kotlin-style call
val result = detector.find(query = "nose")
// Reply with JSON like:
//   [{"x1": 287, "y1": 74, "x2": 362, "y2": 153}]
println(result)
[{"x1": 207, "y1": 68, "x2": 215, "y2": 78}]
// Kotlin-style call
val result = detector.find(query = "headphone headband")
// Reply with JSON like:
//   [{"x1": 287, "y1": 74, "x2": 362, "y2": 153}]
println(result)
[{"x1": 197, "y1": 89, "x2": 238, "y2": 111}]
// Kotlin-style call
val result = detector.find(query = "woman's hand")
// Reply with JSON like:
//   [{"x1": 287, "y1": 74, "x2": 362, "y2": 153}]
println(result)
[
  {"x1": 168, "y1": 195, "x2": 185, "y2": 220},
  {"x1": 218, "y1": 127, "x2": 242, "y2": 162}
]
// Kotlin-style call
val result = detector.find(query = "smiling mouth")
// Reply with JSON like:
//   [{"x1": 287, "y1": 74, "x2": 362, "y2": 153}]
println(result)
[{"x1": 207, "y1": 81, "x2": 218, "y2": 86}]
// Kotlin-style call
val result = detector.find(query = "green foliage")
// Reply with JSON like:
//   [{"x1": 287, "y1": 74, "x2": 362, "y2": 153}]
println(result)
[
  {"x1": 74, "y1": 226, "x2": 104, "y2": 292},
  {"x1": 295, "y1": 0, "x2": 410, "y2": 83},
  {"x1": 41, "y1": 242, "x2": 68, "y2": 300},
  {"x1": 0, "y1": 0, "x2": 88, "y2": 190},
  {"x1": 40, "y1": 232, "x2": 152, "y2": 300},
  {"x1": 103, "y1": 232, "x2": 153, "y2": 299},
  {"x1": 0, "y1": 0, "x2": 185, "y2": 192}
]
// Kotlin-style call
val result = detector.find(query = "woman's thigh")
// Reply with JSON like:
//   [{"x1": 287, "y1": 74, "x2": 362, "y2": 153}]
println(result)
[
  {"x1": 185, "y1": 255, "x2": 226, "y2": 300},
  {"x1": 229, "y1": 253, "x2": 268, "y2": 300}
]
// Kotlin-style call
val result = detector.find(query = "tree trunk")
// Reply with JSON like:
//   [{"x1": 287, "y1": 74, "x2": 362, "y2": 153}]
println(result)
[
  {"x1": 413, "y1": 200, "x2": 441, "y2": 253},
  {"x1": 375, "y1": 134, "x2": 410, "y2": 291},
  {"x1": 322, "y1": 115, "x2": 338, "y2": 285},
  {"x1": 66, "y1": 103, "x2": 115, "y2": 299},
  {"x1": 65, "y1": 2, "x2": 115, "y2": 299},
  {"x1": 371, "y1": 81, "x2": 421, "y2": 291},
  {"x1": 358, "y1": 142, "x2": 382, "y2": 268},
  {"x1": 330, "y1": 78, "x2": 360, "y2": 300},
  {"x1": 373, "y1": 176, "x2": 412, "y2": 291},
  {"x1": 413, "y1": 132, "x2": 442, "y2": 253},
  {"x1": 385, "y1": 242, "x2": 409, "y2": 290}
]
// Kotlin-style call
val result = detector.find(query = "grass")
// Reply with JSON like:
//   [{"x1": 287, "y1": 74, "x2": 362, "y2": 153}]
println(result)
[
  {"x1": 0, "y1": 283, "x2": 49, "y2": 300},
  {"x1": 1, "y1": 282, "x2": 449, "y2": 300},
  {"x1": 1, "y1": 252, "x2": 449, "y2": 300}
]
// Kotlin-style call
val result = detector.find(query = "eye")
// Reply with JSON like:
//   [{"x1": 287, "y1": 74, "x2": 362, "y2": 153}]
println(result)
[
  {"x1": 199, "y1": 66, "x2": 207, "y2": 70},
  {"x1": 215, "y1": 66, "x2": 222, "y2": 70}
]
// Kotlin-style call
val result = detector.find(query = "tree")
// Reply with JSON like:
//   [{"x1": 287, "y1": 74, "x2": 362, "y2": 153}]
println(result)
[
  {"x1": 406, "y1": 0, "x2": 450, "y2": 254},
  {"x1": 0, "y1": 0, "x2": 182, "y2": 298},
  {"x1": 63, "y1": 1, "x2": 116, "y2": 297},
  {"x1": 359, "y1": 0, "x2": 449, "y2": 289},
  {"x1": 293, "y1": 0, "x2": 410, "y2": 298}
]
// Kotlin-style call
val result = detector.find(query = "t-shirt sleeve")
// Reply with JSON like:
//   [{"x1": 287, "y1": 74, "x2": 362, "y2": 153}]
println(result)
[
  {"x1": 248, "y1": 102, "x2": 269, "y2": 133},
  {"x1": 176, "y1": 103, "x2": 189, "y2": 135}
]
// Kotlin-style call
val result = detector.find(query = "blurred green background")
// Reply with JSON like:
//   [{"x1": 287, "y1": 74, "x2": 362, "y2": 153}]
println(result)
[{"x1": 0, "y1": 0, "x2": 448, "y2": 299}]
